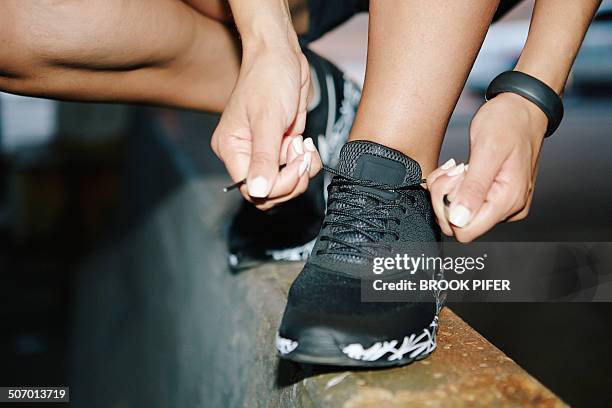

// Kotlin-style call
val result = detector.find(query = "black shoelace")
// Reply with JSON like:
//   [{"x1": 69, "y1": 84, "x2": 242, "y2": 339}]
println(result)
[{"x1": 316, "y1": 165, "x2": 425, "y2": 260}]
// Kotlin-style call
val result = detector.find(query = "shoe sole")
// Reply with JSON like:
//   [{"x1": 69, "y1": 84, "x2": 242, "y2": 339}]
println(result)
[{"x1": 276, "y1": 315, "x2": 439, "y2": 368}]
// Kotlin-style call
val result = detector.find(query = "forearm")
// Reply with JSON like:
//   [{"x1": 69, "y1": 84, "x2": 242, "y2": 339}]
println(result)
[{"x1": 514, "y1": 0, "x2": 601, "y2": 94}]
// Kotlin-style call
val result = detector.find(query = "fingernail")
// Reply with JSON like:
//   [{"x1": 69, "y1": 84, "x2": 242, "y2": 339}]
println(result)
[
  {"x1": 440, "y1": 158, "x2": 456, "y2": 170},
  {"x1": 306, "y1": 151, "x2": 312, "y2": 172},
  {"x1": 292, "y1": 137, "x2": 304, "y2": 155},
  {"x1": 465, "y1": 164, "x2": 469, "y2": 171},
  {"x1": 447, "y1": 163, "x2": 465, "y2": 177},
  {"x1": 449, "y1": 204, "x2": 472, "y2": 228},
  {"x1": 247, "y1": 176, "x2": 269, "y2": 197},
  {"x1": 304, "y1": 138, "x2": 316, "y2": 152},
  {"x1": 299, "y1": 152, "x2": 312, "y2": 176}
]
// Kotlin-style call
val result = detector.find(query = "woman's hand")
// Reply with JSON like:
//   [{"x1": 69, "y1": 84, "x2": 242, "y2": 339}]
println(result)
[
  {"x1": 428, "y1": 92, "x2": 548, "y2": 242},
  {"x1": 211, "y1": 34, "x2": 322, "y2": 210}
]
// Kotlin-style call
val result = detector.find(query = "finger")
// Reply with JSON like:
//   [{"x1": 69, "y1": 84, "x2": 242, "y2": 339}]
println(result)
[
  {"x1": 282, "y1": 135, "x2": 304, "y2": 168},
  {"x1": 247, "y1": 109, "x2": 286, "y2": 198},
  {"x1": 429, "y1": 163, "x2": 467, "y2": 236},
  {"x1": 267, "y1": 151, "x2": 311, "y2": 198},
  {"x1": 244, "y1": 136, "x2": 305, "y2": 202},
  {"x1": 449, "y1": 144, "x2": 508, "y2": 228},
  {"x1": 288, "y1": 136, "x2": 305, "y2": 163},
  {"x1": 280, "y1": 135, "x2": 295, "y2": 165},
  {"x1": 452, "y1": 191, "x2": 513, "y2": 243},
  {"x1": 303, "y1": 137, "x2": 322, "y2": 177},
  {"x1": 452, "y1": 174, "x2": 528, "y2": 242},
  {"x1": 425, "y1": 158, "x2": 457, "y2": 186},
  {"x1": 255, "y1": 169, "x2": 310, "y2": 211}
]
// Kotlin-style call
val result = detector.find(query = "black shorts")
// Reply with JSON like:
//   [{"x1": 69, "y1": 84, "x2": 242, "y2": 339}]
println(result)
[{"x1": 300, "y1": 0, "x2": 524, "y2": 45}]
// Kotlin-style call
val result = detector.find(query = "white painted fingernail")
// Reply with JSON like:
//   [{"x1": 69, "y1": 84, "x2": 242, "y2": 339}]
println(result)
[
  {"x1": 292, "y1": 137, "x2": 304, "y2": 155},
  {"x1": 247, "y1": 176, "x2": 269, "y2": 197},
  {"x1": 440, "y1": 158, "x2": 456, "y2": 170},
  {"x1": 304, "y1": 138, "x2": 316, "y2": 152},
  {"x1": 449, "y1": 204, "x2": 472, "y2": 228},
  {"x1": 465, "y1": 164, "x2": 469, "y2": 171},
  {"x1": 447, "y1": 163, "x2": 465, "y2": 177},
  {"x1": 299, "y1": 152, "x2": 312, "y2": 176},
  {"x1": 307, "y1": 151, "x2": 312, "y2": 172}
]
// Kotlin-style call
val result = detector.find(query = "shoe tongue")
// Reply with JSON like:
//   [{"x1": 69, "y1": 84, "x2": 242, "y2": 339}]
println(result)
[{"x1": 337, "y1": 141, "x2": 422, "y2": 185}]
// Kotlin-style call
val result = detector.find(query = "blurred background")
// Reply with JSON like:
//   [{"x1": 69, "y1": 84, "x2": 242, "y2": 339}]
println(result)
[{"x1": 1, "y1": 1, "x2": 611, "y2": 406}]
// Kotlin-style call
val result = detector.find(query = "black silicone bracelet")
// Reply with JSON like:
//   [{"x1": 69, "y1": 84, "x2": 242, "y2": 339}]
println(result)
[{"x1": 485, "y1": 71, "x2": 564, "y2": 138}]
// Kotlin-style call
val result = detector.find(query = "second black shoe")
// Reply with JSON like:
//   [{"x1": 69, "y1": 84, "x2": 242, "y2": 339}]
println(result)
[
  {"x1": 276, "y1": 140, "x2": 443, "y2": 367},
  {"x1": 227, "y1": 48, "x2": 361, "y2": 270}
]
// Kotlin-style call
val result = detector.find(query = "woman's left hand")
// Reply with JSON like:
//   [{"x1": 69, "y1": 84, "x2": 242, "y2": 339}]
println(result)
[{"x1": 428, "y1": 92, "x2": 549, "y2": 242}]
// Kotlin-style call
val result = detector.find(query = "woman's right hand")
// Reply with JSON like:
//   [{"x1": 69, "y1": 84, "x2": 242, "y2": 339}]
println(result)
[{"x1": 211, "y1": 40, "x2": 322, "y2": 210}]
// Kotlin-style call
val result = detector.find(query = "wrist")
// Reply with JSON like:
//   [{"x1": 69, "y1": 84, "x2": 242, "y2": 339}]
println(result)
[
  {"x1": 233, "y1": 1, "x2": 299, "y2": 52},
  {"x1": 497, "y1": 92, "x2": 548, "y2": 141},
  {"x1": 514, "y1": 60, "x2": 566, "y2": 96},
  {"x1": 486, "y1": 70, "x2": 563, "y2": 138},
  {"x1": 241, "y1": 23, "x2": 300, "y2": 61}
]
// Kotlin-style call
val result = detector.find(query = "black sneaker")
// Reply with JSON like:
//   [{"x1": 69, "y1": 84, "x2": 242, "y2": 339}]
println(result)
[
  {"x1": 275, "y1": 140, "x2": 443, "y2": 367},
  {"x1": 226, "y1": 48, "x2": 361, "y2": 270}
]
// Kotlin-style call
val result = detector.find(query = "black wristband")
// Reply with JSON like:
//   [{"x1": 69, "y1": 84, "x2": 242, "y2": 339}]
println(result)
[{"x1": 485, "y1": 71, "x2": 564, "y2": 138}]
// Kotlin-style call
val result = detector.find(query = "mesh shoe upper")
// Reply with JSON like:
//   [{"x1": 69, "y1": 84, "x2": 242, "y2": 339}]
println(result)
[{"x1": 279, "y1": 141, "x2": 441, "y2": 346}]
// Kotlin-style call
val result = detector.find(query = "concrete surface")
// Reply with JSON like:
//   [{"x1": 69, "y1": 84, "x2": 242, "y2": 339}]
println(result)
[{"x1": 72, "y1": 166, "x2": 566, "y2": 407}]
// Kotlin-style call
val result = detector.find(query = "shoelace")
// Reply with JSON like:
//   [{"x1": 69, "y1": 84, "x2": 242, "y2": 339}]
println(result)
[{"x1": 317, "y1": 165, "x2": 425, "y2": 260}]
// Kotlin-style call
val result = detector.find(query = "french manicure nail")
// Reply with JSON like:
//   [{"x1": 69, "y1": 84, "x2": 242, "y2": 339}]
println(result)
[
  {"x1": 447, "y1": 163, "x2": 465, "y2": 177},
  {"x1": 292, "y1": 137, "x2": 304, "y2": 155},
  {"x1": 247, "y1": 176, "x2": 269, "y2": 197},
  {"x1": 299, "y1": 152, "x2": 312, "y2": 176},
  {"x1": 449, "y1": 204, "x2": 472, "y2": 228},
  {"x1": 440, "y1": 158, "x2": 456, "y2": 170},
  {"x1": 307, "y1": 151, "x2": 312, "y2": 172},
  {"x1": 304, "y1": 138, "x2": 316, "y2": 152}
]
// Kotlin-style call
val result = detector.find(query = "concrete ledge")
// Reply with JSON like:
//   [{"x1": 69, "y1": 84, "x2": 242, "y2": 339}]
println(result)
[
  {"x1": 72, "y1": 175, "x2": 566, "y2": 408},
  {"x1": 71, "y1": 122, "x2": 566, "y2": 407}
]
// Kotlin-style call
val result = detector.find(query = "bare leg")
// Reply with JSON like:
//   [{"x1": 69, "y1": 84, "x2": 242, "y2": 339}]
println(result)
[
  {"x1": 0, "y1": 0, "x2": 242, "y2": 112},
  {"x1": 0, "y1": 0, "x2": 307, "y2": 113},
  {"x1": 349, "y1": 0, "x2": 499, "y2": 175}
]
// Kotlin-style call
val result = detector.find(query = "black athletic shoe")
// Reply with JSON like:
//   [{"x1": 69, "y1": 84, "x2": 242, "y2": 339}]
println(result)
[
  {"x1": 227, "y1": 48, "x2": 361, "y2": 270},
  {"x1": 276, "y1": 140, "x2": 443, "y2": 367}
]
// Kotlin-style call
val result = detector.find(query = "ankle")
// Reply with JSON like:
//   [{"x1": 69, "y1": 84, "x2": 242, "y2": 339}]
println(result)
[{"x1": 347, "y1": 136, "x2": 439, "y2": 176}]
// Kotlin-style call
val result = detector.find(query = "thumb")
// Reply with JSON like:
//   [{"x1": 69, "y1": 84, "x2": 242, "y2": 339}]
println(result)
[
  {"x1": 246, "y1": 111, "x2": 285, "y2": 198},
  {"x1": 449, "y1": 145, "x2": 506, "y2": 228}
]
